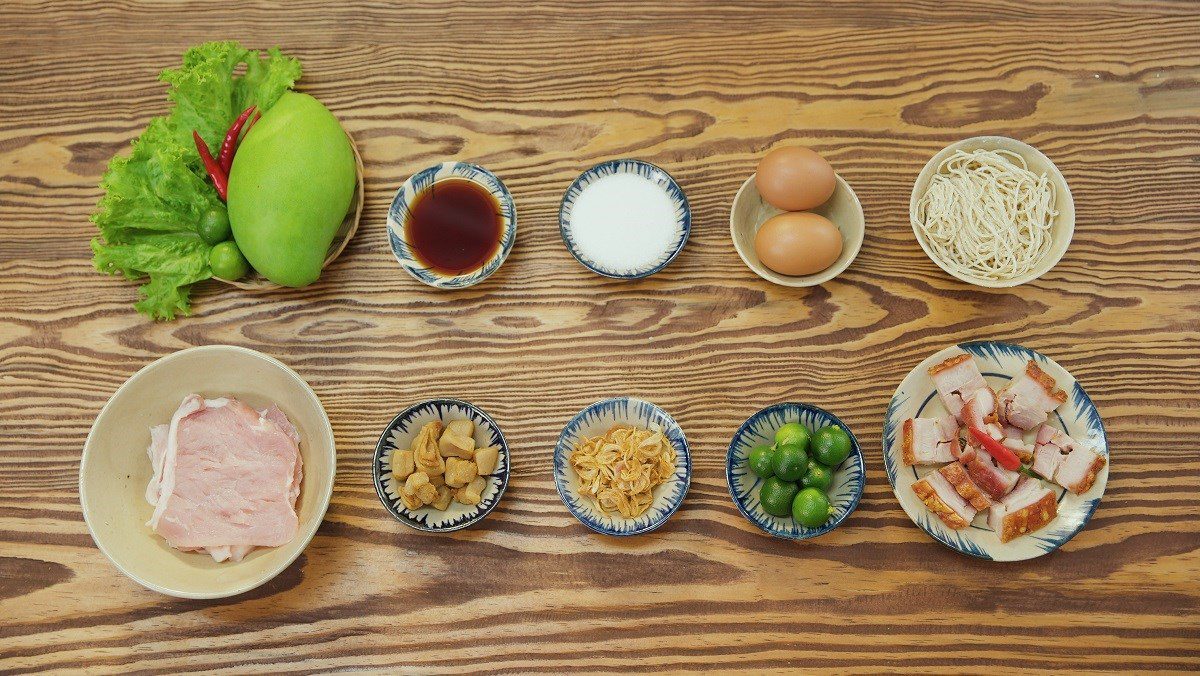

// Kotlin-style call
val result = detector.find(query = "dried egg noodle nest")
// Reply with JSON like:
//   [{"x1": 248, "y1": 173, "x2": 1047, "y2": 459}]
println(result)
[
  {"x1": 912, "y1": 148, "x2": 1058, "y2": 281},
  {"x1": 569, "y1": 425, "x2": 677, "y2": 519}
]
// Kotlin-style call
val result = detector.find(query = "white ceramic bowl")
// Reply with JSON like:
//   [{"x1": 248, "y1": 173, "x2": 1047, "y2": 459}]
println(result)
[
  {"x1": 373, "y1": 398, "x2": 510, "y2": 532},
  {"x1": 909, "y1": 136, "x2": 1075, "y2": 288},
  {"x1": 559, "y1": 159, "x2": 691, "y2": 279},
  {"x1": 386, "y1": 161, "x2": 517, "y2": 289},
  {"x1": 80, "y1": 345, "x2": 335, "y2": 599},
  {"x1": 729, "y1": 173, "x2": 865, "y2": 287},
  {"x1": 553, "y1": 397, "x2": 691, "y2": 536}
]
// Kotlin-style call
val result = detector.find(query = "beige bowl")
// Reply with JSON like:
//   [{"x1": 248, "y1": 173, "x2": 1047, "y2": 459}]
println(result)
[
  {"x1": 730, "y1": 173, "x2": 865, "y2": 287},
  {"x1": 80, "y1": 345, "x2": 335, "y2": 599},
  {"x1": 909, "y1": 136, "x2": 1074, "y2": 288}
]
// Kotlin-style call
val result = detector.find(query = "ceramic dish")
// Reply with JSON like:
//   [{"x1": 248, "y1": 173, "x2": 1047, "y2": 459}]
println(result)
[
  {"x1": 553, "y1": 397, "x2": 691, "y2": 535},
  {"x1": 373, "y1": 399, "x2": 510, "y2": 532},
  {"x1": 909, "y1": 136, "x2": 1075, "y2": 288},
  {"x1": 729, "y1": 172, "x2": 864, "y2": 287},
  {"x1": 387, "y1": 162, "x2": 517, "y2": 289},
  {"x1": 883, "y1": 340, "x2": 1108, "y2": 561},
  {"x1": 726, "y1": 403, "x2": 865, "y2": 540},
  {"x1": 80, "y1": 345, "x2": 335, "y2": 599},
  {"x1": 217, "y1": 133, "x2": 365, "y2": 291},
  {"x1": 559, "y1": 159, "x2": 690, "y2": 279}
]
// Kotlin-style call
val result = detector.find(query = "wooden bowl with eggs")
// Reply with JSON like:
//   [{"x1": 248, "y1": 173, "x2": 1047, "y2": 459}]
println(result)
[{"x1": 730, "y1": 170, "x2": 864, "y2": 288}]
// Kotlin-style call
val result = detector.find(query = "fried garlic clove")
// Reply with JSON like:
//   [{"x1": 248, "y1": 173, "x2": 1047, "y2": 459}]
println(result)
[
  {"x1": 444, "y1": 456, "x2": 478, "y2": 488},
  {"x1": 392, "y1": 449, "x2": 415, "y2": 481},
  {"x1": 474, "y1": 445, "x2": 500, "y2": 475}
]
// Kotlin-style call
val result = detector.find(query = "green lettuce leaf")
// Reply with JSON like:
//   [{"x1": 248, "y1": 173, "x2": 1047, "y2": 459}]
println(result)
[
  {"x1": 232, "y1": 47, "x2": 302, "y2": 124},
  {"x1": 91, "y1": 41, "x2": 301, "y2": 320}
]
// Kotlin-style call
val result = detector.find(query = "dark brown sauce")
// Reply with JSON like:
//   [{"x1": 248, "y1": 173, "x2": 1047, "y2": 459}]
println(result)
[{"x1": 404, "y1": 179, "x2": 502, "y2": 275}]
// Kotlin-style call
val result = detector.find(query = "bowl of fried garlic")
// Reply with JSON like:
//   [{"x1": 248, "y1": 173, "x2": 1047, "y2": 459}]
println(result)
[
  {"x1": 373, "y1": 399, "x2": 509, "y2": 532},
  {"x1": 553, "y1": 397, "x2": 692, "y2": 536}
]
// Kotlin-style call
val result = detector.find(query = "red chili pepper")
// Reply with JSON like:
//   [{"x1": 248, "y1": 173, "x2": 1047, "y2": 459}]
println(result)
[
  {"x1": 968, "y1": 425, "x2": 1022, "y2": 471},
  {"x1": 239, "y1": 111, "x2": 262, "y2": 143},
  {"x1": 192, "y1": 130, "x2": 228, "y2": 201},
  {"x1": 218, "y1": 106, "x2": 256, "y2": 174}
]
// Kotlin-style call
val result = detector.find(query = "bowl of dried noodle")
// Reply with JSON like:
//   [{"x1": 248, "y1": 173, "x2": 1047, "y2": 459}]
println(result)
[{"x1": 553, "y1": 397, "x2": 691, "y2": 536}]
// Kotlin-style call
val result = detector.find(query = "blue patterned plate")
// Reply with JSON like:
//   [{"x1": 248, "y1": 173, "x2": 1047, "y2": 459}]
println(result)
[
  {"x1": 559, "y1": 159, "x2": 690, "y2": 279},
  {"x1": 373, "y1": 399, "x2": 510, "y2": 532},
  {"x1": 883, "y1": 341, "x2": 1108, "y2": 561},
  {"x1": 553, "y1": 397, "x2": 691, "y2": 536},
  {"x1": 726, "y1": 403, "x2": 865, "y2": 540},
  {"x1": 386, "y1": 162, "x2": 517, "y2": 289}
]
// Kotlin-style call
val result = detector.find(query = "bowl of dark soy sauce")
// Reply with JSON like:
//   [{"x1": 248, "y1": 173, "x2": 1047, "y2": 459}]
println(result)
[{"x1": 387, "y1": 162, "x2": 517, "y2": 289}]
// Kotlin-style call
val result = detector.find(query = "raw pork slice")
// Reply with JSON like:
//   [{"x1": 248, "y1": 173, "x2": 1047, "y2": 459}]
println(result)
[
  {"x1": 987, "y1": 477, "x2": 1057, "y2": 543},
  {"x1": 1033, "y1": 425, "x2": 1106, "y2": 495},
  {"x1": 911, "y1": 463, "x2": 991, "y2": 530},
  {"x1": 899, "y1": 414, "x2": 961, "y2": 465},
  {"x1": 997, "y1": 361, "x2": 1067, "y2": 431},
  {"x1": 146, "y1": 395, "x2": 303, "y2": 562},
  {"x1": 929, "y1": 354, "x2": 988, "y2": 421}
]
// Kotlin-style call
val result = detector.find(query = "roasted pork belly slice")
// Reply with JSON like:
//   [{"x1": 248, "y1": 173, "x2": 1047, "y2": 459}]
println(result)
[
  {"x1": 1001, "y1": 424, "x2": 1034, "y2": 463},
  {"x1": 929, "y1": 354, "x2": 988, "y2": 421},
  {"x1": 899, "y1": 414, "x2": 961, "y2": 465},
  {"x1": 1032, "y1": 425, "x2": 1073, "y2": 480},
  {"x1": 1053, "y1": 445, "x2": 1106, "y2": 495},
  {"x1": 1031, "y1": 425, "x2": 1106, "y2": 494},
  {"x1": 913, "y1": 472, "x2": 975, "y2": 530},
  {"x1": 960, "y1": 446, "x2": 1020, "y2": 500},
  {"x1": 997, "y1": 361, "x2": 1067, "y2": 431},
  {"x1": 987, "y1": 477, "x2": 1057, "y2": 543},
  {"x1": 147, "y1": 395, "x2": 302, "y2": 562},
  {"x1": 960, "y1": 387, "x2": 998, "y2": 431},
  {"x1": 939, "y1": 462, "x2": 992, "y2": 511},
  {"x1": 912, "y1": 463, "x2": 991, "y2": 529}
]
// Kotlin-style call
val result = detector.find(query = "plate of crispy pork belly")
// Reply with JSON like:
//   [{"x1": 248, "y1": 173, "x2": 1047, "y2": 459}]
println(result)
[{"x1": 883, "y1": 341, "x2": 1108, "y2": 561}]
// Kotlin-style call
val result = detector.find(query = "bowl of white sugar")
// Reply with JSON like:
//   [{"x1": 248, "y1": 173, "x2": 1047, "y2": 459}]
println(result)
[{"x1": 559, "y1": 159, "x2": 691, "y2": 279}]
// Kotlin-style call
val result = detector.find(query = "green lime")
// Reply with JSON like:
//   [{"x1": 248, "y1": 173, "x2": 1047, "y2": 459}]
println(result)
[
  {"x1": 209, "y1": 240, "x2": 250, "y2": 281},
  {"x1": 771, "y1": 443, "x2": 808, "y2": 482},
  {"x1": 759, "y1": 477, "x2": 799, "y2": 517},
  {"x1": 197, "y1": 208, "x2": 232, "y2": 246},
  {"x1": 801, "y1": 461, "x2": 834, "y2": 491},
  {"x1": 792, "y1": 487, "x2": 833, "y2": 527},
  {"x1": 774, "y1": 422, "x2": 811, "y2": 452},
  {"x1": 812, "y1": 425, "x2": 852, "y2": 467},
  {"x1": 747, "y1": 445, "x2": 776, "y2": 478}
]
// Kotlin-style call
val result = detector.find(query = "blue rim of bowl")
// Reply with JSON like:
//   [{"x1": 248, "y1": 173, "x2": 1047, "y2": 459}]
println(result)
[
  {"x1": 553, "y1": 397, "x2": 692, "y2": 536},
  {"x1": 558, "y1": 159, "x2": 691, "y2": 279},
  {"x1": 880, "y1": 340, "x2": 1108, "y2": 560},
  {"x1": 372, "y1": 398, "x2": 510, "y2": 532},
  {"x1": 726, "y1": 402, "x2": 866, "y2": 540},
  {"x1": 386, "y1": 162, "x2": 517, "y2": 289}
]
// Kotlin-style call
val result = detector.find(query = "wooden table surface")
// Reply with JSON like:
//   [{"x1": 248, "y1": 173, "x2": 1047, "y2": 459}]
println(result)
[{"x1": 3, "y1": 1, "x2": 1199, "y2": 673}]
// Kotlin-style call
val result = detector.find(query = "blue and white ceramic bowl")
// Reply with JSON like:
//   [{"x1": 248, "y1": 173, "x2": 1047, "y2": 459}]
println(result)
[
  {"x1": 559, "y1": 159, "x2": 690, "y2": 279},
  {"x1": 883, "y1": 341, "x2": 1108, "y2": 561},
  {"x1": 553, "y1": 397, "x2": 691, "y2": 536},
  {"x1": 727, "y1": 403, "x2": 865, "y2": 540},
  {"x1": 386, "y1": 162, "x2": 517, "y2": 289},
  {"x1": 373, "y1": 399, "x2": 510, "y2": 532}
]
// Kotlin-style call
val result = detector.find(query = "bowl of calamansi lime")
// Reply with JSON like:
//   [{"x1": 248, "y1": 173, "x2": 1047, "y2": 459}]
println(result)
[{"x1": 726, "y1": 403, "x2": 865, "y2": 540}]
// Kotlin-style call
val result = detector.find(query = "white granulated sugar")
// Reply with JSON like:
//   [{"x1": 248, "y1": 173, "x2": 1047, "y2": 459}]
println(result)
[{"x1": 568, "y1": 173, "x2": 678, "y2": 272}]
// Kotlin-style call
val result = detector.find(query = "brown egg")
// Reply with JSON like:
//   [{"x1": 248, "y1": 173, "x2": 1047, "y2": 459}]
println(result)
[
  {"x1": 753, "y1": 212, "x2": 843, "y2": 276},
  {"x1": 755, "y1": 146, "x2": 836, "y2": 211}
]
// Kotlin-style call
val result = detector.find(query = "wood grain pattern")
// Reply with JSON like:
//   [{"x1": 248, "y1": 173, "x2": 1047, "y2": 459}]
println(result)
[{"x1": 3, "y1": 0, "x2": 1200, "y2": 672}]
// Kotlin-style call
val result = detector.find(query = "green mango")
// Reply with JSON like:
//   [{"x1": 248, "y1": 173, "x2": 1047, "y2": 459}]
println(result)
[{"x1": 228, "y1": 92, "x2": 355, "y2": 287}]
